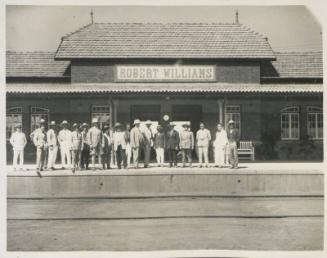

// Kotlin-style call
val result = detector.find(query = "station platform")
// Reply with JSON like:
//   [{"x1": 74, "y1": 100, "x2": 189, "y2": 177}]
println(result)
[
  {"x1": 7, "y1": 162, "x2": 324, "y2": 251},
  {"x1": 7, "y1": 162, "x2": 324, "y2": 198}
]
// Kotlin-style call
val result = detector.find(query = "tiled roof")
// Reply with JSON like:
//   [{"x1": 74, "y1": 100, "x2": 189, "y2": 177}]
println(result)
[
  {"x1": 262, "y1": 51, "x2": 323, "y2": 78},
  {"x1": 6, "y1": 83, "x2": 323, "y2": 94},
  {"x1": 55, "y1": 23, "x2": 275, "y2": 59},
  {"x1": 6, "y1": 51, "x2": 70, "y2": 78}
]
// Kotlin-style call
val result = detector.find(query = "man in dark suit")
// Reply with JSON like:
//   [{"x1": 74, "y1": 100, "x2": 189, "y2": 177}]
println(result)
[
  {"x1": 227, "y1": 120, "x2": 240, "y2": 169},
  {"x1": 166, "y1": 123, "x2": 179, "y2": 167}
]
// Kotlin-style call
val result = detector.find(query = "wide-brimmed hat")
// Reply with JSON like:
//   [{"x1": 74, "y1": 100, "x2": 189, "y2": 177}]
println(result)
[
  {"x1": 169, "y1": 122, "x2": 175, "y2": 127},
  {"x1": 228, "y1": 120, "x2": 235, "y2": 124},
  {"x1": 81, "y1": 122, "x2": 89, "y2": 128},
  {"x1": 145, "y1": 120, "x2": 152, "y2": 125},
  {"x1": 114, "y1": 122, "x2": 122, "y2": 128},
  {"x1": 61, "y1": 120, "x2": 68, "y2": 125},
  {"x1": 49, "y1": 121, "x2": 56, "y2": 126},
  {"x1": 92, "y1": 118, "x2": 99, "y2": 124},
  {"x1": 182, "y1": 123, "x2": 190, "y2": 128},
  {"x1": 103, "y1": 124, "x2": 110, "y2": 129},
  {"x1": 133, "y1": 119, "x2": 141, "y2": 125},
  {"x1": 72, "y1": 123, "x2": 78, "y2": 128},
  {"x1": 40, "y1": 118, "x2": 46, "y2": 124}
]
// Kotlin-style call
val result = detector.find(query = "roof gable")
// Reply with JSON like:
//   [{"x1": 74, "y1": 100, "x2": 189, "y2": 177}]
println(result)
[
  {"x1": 261, "y1": 51, "x2": 323, "y2": 78},
  {"x1": 55, "y1": 23, "x2": 275, "y2": 59},
  {"x1": 6, "y1": 51, "x2": 70, "y2": 78}
]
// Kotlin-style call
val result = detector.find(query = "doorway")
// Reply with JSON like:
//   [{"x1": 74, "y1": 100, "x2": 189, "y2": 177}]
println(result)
[{"x1": 172, "y1": 105, "x2": 202, "y2": 133}]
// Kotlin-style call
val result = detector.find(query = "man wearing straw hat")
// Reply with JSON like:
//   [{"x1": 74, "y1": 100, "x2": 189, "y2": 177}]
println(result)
[
  {"x1": 130, "y1": 119, "x2": 143, "y2": 168},
  {"x1": 179, "y1": 123, "x2": 194, "y2": 167},
  {"x1": 47, "y1": 121, "x2": 58, "y2": 170},
  {"x1": 87, "y1": 117, "x2": 103, "y2": 170},
  {"x1": 227, "y1": 120, "x2": 240, "y2": 169},
  {"x1": 58, "y1": 120, "x2": 72, "y2": 169},
  {"x1": 10, "y1": 124, "x2": 27, "y2": 171},
  {"x1": 112, "y1": 122, "x2": 127, "y2": 169}
]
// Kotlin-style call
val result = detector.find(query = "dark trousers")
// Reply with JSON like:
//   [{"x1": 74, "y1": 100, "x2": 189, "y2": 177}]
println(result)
[
  {"x1": 102, "y1": 148, "x2": 112, "y2": 169},
  {"x1": 168, "y1": 149, "x2": 178, "y2": 166},
  {"x1": 116, "y1": 145, "x2": 127, "y2": 169},
  {"x1": 81, "y1": 148, "x2": 90, "y2": 169},
  {"x1": 143, "y1": 144, "x2": 151, "y2": 167},
  {"x1": 181, "y1": 149, "x2": 192, "y2": 166}
]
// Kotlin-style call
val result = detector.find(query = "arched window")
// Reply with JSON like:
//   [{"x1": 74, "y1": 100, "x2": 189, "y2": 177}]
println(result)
[
  {"x1": 281, "y1": 106, "x2": 300, "y2": 140},
  {"x1": 6, "y1": 107, "x2": 23, "y2": 140},
  {"x1": 307, "y1": 106, "x2": 323, "y2": 140},
  {"x1": 30, "y1": 106, "x2": 49, "y2": 132}
]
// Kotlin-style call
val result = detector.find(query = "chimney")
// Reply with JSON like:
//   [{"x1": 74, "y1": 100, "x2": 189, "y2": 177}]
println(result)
[
  {"x1": 90, "y1": 9, "x2": 94, "y2": 24},
  {"x1": 235, "y1": 10, "x2": 239, "y2": 24}
]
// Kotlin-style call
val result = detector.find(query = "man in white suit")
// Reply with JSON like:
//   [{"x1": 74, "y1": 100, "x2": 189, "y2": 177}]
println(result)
[
  {"x1": 58, "y1": 120, "x2": 72, "y2": 169},
  {"x1": 10, "y1": 124, "x2": 27, "y2": 171},
  {"x1": 47, "y1": 121, "x2": 58, "y2": 170}
]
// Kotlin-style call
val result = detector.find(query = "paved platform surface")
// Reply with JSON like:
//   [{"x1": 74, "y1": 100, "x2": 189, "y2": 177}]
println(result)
[{"x1": 6, "y1": 162, "x2": 324, "y2": 176}]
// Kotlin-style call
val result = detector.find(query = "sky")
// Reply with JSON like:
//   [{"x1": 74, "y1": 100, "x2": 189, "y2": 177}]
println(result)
[{"x1": 6, "y1": 5, "x2": 322, "y2": 52}]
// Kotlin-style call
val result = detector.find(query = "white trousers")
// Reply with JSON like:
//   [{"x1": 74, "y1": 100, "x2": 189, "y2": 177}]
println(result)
[
  {"x1": 48, "y1": 146, "x2": 58, "y2": 168},
  {"x1": 13, "y1": 149, "x2": 24, "y2": 169},
  {"x1": 126, "y1": 143, "x2": 131, "y2": 167},
  {"x1": 60, "y1": 146, "x2": 71, "y2": 168},
  {"x1": 198, "y1": 147, "x2": 209, "y2": 165},
  {"x1": 214, "y1": 146, "x2": 226, "y2": 166},
  {"x1": 155, "y1": 147, "x2": 165, "y2": 165}
]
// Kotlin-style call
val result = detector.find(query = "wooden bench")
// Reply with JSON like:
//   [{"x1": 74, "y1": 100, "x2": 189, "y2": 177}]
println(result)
[{"x1": 238, "y1": 141, "x2": 255, "y2": 160}]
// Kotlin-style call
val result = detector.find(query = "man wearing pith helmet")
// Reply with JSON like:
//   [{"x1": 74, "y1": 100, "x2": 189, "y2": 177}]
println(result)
[
  {"x1": 87, "y1": 117, "x2": 102, "y2": 170},
  {"x1": 227, "y1": 120, "x2": 240, "y2": 169}
]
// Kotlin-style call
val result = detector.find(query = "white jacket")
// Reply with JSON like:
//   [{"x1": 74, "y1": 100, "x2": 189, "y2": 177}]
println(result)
[
  {"x1": 58, "y1": 129, "x2": 72, "y2": 149},
  {"x1": 10, "y1": 132, "x2": 27, "y2": 151},
  {"x1": 47, "y1": 129, "x2": 57, "y2": 147},
  {"x1": 214, "y1": 129, "x2": 228, "y2": 148}
]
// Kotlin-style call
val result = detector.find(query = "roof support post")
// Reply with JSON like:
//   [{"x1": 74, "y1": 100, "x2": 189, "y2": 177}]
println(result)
[
  {"x1": 113, "y1": 99, "x2": 119, "y2": 125},
  {"x1": 217, "y1": 99, "x2": 225, "y2": 125},
  {"x1": 108, "y1": 96, "x2": 113, "y2": 128}
]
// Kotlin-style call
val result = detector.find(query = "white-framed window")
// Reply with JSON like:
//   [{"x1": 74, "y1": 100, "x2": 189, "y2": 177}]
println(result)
[
  {"x1": 31, "y1": 107, "x2": 49, "y2": 132},
  {"x1": 225, "y1": 105, "x2": 241, "y2": 132},
  {"x1": 307, "y1": 106, "x2": 323, "y2": 140},
  {"x1": 281, "y1": 106, "x2": 300, "y2": 140},
  {"x1": 6, "y1": 107, "x2": 23, "y2": 140},
  {"x1": 91, "y1": 105, "x2": 110, "y2": 129}
]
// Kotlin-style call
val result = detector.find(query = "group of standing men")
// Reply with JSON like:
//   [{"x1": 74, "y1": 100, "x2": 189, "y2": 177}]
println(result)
[{"x1": 9, "y1": 117, "x2": 240, "y2": 171}]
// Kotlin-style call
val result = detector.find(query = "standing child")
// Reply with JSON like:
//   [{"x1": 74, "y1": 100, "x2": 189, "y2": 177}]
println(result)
[{"x1": 10, "y1": 125, "x2": 27, "y2": 171}]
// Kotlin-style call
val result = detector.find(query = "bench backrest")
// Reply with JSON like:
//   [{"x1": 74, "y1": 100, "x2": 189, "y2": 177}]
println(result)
[{"x1": 239, "y1": 141, "x2": 253, "y2": 149}]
